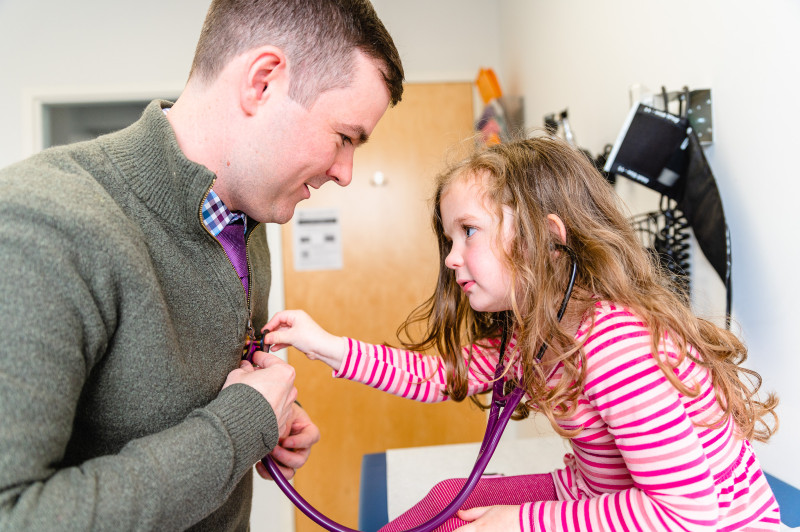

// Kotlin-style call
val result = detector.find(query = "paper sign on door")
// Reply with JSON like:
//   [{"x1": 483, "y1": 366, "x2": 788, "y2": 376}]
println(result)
[{"x1": 292, "y1": 207, "x2": 343, "y2": 271}]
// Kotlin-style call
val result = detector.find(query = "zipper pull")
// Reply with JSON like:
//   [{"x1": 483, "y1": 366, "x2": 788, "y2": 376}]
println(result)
[
  {"x1": 247, "y1": 316, "x2": 255, "y2": 342},
  {"x1": 242, "y1": 318, "x2": 257, "y2": 363}
]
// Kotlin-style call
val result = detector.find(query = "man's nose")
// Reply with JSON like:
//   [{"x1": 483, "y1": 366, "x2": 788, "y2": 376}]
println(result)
[{"x1": 327, "y1": 148, "x2": 354, "y2": 186}]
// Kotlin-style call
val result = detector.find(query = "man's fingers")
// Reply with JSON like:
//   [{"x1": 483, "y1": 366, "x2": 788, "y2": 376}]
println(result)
[
  {"x1": 281, "y1": 422, "x2": 320, "y2": 451},
  {"x1": 271, "y1": 444, "x2": 310, "y2": 469},
  {"x1": 255, "y1": 457, "x2": 296, "y2": 481},
  {"x1": 254, "y1": 460, "x2": 272, "y2": 480},
  {"x1": 250, "y1": 350, "x2": 284, "y2": 368}
]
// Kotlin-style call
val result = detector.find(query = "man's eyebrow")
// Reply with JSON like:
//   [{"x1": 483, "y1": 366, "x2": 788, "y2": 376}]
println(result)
[{"x1": 338, "y1": 124, "x2": 370, "y2": 146}]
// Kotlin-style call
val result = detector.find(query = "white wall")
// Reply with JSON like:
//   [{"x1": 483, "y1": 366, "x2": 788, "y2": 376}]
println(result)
[
  {"x1": 0, "y1": 0, "x2": 206, "y2": 167},
  {"x1": 498, "y1": 0, "x2": 800, "y2": 488},
  {"x1": 372, "y1": 0, "x2": 501, "y2": 83}
]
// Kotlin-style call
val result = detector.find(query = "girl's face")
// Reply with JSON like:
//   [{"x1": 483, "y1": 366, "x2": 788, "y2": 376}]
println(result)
[{"x1": 440, "y1": 176, "x2": 515, "y2": 313}]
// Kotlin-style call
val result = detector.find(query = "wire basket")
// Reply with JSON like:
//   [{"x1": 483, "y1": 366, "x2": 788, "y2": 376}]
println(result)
[{"x1": 630, "y1": 201, "x2": 691, "y2": 302}]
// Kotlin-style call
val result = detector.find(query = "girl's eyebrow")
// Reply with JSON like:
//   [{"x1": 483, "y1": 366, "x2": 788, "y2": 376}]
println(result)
[{"x1": 453, "y1": 213, "x2": 478, "y2": 226}]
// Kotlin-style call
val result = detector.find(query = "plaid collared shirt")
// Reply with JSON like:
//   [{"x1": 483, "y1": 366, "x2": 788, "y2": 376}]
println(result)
[{"x1": 202, "y1": 189, "x2": 247, "y2": 237}]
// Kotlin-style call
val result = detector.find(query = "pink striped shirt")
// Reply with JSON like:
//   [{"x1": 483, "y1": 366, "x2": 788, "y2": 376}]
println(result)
[{"x1": 335, "y1": 302, "x2": 780, "y2": 531}]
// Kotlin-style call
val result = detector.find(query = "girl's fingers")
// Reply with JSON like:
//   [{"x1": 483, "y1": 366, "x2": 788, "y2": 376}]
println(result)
[{"x1": 457, "y1": 506, "x2": 489, "y2": 521}]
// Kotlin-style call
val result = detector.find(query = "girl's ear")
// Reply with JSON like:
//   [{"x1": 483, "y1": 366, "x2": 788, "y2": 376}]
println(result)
[{"x1": 546, "y1": 214, "x2": 567, "y2": 245}]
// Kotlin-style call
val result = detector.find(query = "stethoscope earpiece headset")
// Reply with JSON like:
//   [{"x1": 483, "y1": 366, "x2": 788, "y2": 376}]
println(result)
[{"x1": 263, "y1": 246, "x2": 577, "y2": 532}]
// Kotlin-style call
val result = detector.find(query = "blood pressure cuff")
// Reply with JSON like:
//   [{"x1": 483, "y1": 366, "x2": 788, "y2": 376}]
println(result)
[
  {"x1": 604, "y1": 103, "x2": 690, "y2": 200},
  {"x1": 604, "y1": 103, "x2": 730, "y2": 287}
]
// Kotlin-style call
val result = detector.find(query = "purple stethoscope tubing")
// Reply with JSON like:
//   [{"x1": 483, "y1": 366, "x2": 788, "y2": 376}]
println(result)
[
  {"x1": 262, "y1": 377, "x2": 523, "y2": 532},
  {"x1": 263, "y1": 384, "x2": 524, "y2": 532},
  {"x1": 264, "y1": 247, "x2": 577, "y2": 532}
]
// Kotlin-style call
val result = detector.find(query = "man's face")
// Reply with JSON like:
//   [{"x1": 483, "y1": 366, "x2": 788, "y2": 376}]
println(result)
[{"x1": 227, "y1": 52, "x2": 392, "y2": 224}]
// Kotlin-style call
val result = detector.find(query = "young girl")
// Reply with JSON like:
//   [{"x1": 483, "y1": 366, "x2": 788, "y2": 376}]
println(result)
[{"x1": 263, "y1": 137, "x2": 780, "y2": 531}]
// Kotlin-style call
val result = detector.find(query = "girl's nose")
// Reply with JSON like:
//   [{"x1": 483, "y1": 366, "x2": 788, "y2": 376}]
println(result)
[{"x1": 444, "y1": 246, "x2": 461, "y2": 270}]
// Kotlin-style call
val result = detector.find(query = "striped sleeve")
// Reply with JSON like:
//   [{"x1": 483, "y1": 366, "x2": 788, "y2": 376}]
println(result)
[
  {"x1": 332, "y1": 338, "x2": 502, "y2": 402},
  {"x1": 520, "y1": 306, "x2": 719, "y2": 531}
]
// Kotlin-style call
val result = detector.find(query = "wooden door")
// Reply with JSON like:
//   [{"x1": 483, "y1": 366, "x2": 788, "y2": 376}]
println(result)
[{"x1": 281, "y1": 83, "x2": 488, "y2": 531}]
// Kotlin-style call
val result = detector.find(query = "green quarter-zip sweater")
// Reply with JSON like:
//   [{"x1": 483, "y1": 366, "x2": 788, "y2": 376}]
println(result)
[{"x1": 0, "y1": 100, "x2": 279, "y2": 531}]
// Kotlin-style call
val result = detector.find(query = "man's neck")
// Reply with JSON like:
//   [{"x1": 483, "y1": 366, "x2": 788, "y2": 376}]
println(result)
[{"x1": 165, "y1": 82, "x2": 232, "y2": 178}]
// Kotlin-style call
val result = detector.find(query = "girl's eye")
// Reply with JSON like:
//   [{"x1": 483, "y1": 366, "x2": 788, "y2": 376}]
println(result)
[{"x1": 465, "y1": 226, "x2": 477, "y2": 238}]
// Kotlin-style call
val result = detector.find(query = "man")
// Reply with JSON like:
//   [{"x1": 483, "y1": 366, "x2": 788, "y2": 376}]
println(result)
[{"x1": 0, "y1": 0, "x2": 403, "y2": 530}]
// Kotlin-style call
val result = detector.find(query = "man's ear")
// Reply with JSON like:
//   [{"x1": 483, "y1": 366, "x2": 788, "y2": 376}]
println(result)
[
  {"x1": 546, "y1": 214, "x2": 567, "y2": 245},
  {"x1": 240, "y1": 46, "x2": 287, "y2": 115}
]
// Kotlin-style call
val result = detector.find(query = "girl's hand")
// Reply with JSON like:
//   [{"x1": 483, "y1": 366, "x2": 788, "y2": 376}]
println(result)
[
  {"x1": 454, "y1": 505, "x2": 519, "y2": 531},
  {"x1": 262, "y1": 310, "x2": 348, "y2": 371}
]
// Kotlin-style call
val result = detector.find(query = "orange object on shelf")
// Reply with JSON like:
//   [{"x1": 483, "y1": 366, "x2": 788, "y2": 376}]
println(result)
[{"x1": 475, "y1": 68, "x2": 502, "y2": 104}]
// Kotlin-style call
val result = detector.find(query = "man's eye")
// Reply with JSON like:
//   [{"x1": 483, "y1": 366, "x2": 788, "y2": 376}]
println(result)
[
  {"x1": 465, "y1": 226, "x2": 477, "y2": 237},
  {"x1": 340, "y1": 134, "x2": 353, "y2": 146}
]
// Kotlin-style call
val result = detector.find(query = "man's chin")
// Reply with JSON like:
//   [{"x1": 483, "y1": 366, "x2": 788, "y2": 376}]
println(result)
[
  {"x1": 247, "y1": 204, "x2": 296, "y2": 225},
  {"x1": 272, "y1": 205, "x2": 298, "y2": 225}
]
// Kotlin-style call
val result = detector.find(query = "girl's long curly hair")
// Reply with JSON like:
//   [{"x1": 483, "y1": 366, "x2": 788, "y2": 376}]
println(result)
[{"x1": 398, "y1": 135, "x2": 778, "y2": 442}]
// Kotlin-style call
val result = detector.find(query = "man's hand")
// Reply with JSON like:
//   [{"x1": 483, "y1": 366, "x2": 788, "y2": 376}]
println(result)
[
  {"x1": 222, "y1": 350, "x2": 297, "y2": 437},
  {"x1": 255, "y1": 402, "x2": 320, "y2": 480}
]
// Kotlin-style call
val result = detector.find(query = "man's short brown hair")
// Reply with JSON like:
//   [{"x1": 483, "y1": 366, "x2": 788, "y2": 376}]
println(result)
[{"x1": 189, "y1": 0, "x2": 404, "y2": 107}]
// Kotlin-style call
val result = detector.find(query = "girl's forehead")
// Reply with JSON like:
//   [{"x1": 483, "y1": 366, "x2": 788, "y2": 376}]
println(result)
[
  {"x1": 442, "y1": 170, "x2": 490, "y2": 198},
  {"x1": 441, "y1": 178, "x2": 485, "y2": 209},
  {"x1": 441, "y1": 173, "x2": 508, "y2": 223}
]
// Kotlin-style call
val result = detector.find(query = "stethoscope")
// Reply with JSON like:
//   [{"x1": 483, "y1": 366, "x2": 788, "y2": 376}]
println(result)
[{"x1": 253, "y1": 246, "x2": 577, "y2": 532}]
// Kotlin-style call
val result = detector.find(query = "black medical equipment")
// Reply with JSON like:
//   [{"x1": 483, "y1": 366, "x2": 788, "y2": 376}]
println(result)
[
  {"x1": 604, "y1": 89, "x2": 732, "y2": 326},
  {"x1": 261, "y1": 247, "x2": 578, "y2": 532},
  {"x1": 630, "y1": 196, "x2": 692, "y2": 303}
]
